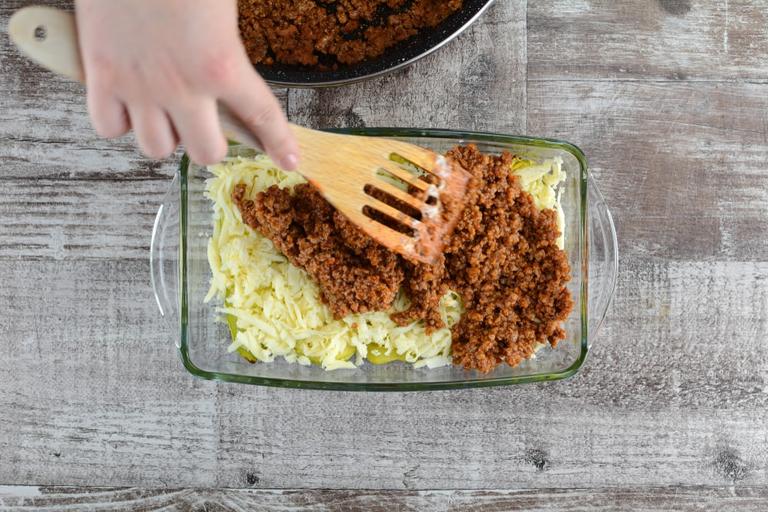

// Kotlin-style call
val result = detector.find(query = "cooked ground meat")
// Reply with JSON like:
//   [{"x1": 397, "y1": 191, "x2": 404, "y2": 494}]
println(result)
[
  {"x1": 238, "y1": 0, "x2": 464, "y2": 69},
  {"x1": 234, "y1": 145, "x2": 573, "y2": 373},
  {"x1": 440, "y1": 146, "x2": 573, "y2": 372},
  {"x1": 233, "y1": 183, "x2": 404, "y2": 317}
]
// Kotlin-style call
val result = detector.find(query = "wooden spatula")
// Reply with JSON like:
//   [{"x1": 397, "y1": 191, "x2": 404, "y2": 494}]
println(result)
[{"x1": 8, "y1": 6, "x2": 471, "y2": 264}]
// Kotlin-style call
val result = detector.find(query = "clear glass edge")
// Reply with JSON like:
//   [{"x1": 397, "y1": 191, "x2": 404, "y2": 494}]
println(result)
[
  {"x1": 150, "y1": 174, "x2": 182, "y2": 321},
  {"x1": 178, "y1": 129, "x2": 590, "y2": 391},
  {"x1": 587, "y1": 179, "x2": 619, "y2": 342},
  {"x1": 150, "y1": 203, "x2": 168, "y2": 318}
]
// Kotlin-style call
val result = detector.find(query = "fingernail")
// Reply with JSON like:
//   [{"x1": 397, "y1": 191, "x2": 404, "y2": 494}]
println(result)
[{"x1": 281, "y1": 153, "x2": 299, "y2": 171}]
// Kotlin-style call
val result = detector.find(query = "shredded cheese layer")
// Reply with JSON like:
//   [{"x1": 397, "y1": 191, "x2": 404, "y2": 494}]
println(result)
[{"x1": 205, "y1": 153, "x2": 566, "y2": 370}]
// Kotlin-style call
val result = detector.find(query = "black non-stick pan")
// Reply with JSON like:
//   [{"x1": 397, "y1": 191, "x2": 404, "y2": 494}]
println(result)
[{"x1": 257, "y1": 0, "x2": 496, "y2": 87}]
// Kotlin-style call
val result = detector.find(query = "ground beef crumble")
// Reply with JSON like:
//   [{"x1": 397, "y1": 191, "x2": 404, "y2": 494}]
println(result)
[
  {"x1": 441, "y1": 146, "x2": 574, "y2": 372},
  {"x1": 233, "y1": 183, "x2": 404, "y2": 317},
  {"x1": 238, "y1": 0, "x2": 464, "y2": 69},
  {"x1": 233, "y1": 145, "x2": 574, "y2": 373}
]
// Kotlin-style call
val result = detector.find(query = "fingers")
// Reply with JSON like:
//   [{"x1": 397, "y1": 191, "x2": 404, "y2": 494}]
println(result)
[
  {"x1": 168, "y1": 98, "x2": 227, "y2": 166},
  {"x1": 86, "y1": 88, "x2": 129, "y2": 139},
  {"x1": 83, "y1": 57, "x2": 293, "y2": 167},
  {"x1": 221, "y1": 65, "x2": 300, "y2": 171},
  {"x1": 81, "y1": 36, "x2": 129, "y2": 139},
  {"x1": 127, "y1": 104, "x2": 177, "y2": 159}
]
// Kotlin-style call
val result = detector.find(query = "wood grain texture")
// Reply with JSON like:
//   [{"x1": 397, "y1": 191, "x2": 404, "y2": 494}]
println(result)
[
  {"x1": 0, "y1": 260, "x2": 218, "y2": 487},
  {"x1": 4, "y1": 486, "x2": 768, "y2": 512},
  {"x1": 527, "y1": 80, "x2": 768, "y2": 261},
  {"x1": 3, "y1": 0, "x2": 768, "y2": 508},
  {"x1": 0, "y1": 179, "x2": 165, "y2": 260},
  {"x1": 0, "y1": 265, "x2": 765, "y2": 489},
  {"x1": 528, "y1": 0, "x2": 768, "y2": 81}
]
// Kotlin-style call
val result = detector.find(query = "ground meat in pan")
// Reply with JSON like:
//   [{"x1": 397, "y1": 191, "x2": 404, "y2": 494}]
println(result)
[
  {"x1": 238, "y1": 0, "x2": 464, "y2": 69},
  {"x1": 234, "y1": 145, "x2": 574, "y2": 373}
]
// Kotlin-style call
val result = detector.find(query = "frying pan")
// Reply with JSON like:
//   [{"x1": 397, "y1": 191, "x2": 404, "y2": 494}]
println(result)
[{"x1": 257, "y1": 0, "x2": 497, "y2": 87}]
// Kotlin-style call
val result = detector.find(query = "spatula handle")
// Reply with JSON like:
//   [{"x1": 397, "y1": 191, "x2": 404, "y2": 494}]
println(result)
[
  {"x1": 8, "y1": 5, "x2": 264, "y2": 150},
  {"x1": 8, "y1": 6, "x2": 84, "y2": 82}
]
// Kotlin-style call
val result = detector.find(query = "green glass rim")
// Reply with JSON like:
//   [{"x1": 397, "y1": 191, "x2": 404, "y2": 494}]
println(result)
[{"x1": 177, "y1": 128, "x2": 589, "y2": 391}]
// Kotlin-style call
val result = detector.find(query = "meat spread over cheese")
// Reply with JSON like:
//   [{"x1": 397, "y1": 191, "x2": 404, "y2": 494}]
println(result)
[{"x1": 233, "y1": 145, "x2": 573, "y2": 373}]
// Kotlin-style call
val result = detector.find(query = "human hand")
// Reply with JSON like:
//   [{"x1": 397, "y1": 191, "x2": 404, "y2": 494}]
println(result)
[{"x1": 75, "y1": 0, "x2": 299, "y2": 169}]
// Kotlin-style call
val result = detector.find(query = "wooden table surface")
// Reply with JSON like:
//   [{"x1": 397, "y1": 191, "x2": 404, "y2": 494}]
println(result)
[{"x1": 2, "y1": 0, "x2": 768, "y2": 510}]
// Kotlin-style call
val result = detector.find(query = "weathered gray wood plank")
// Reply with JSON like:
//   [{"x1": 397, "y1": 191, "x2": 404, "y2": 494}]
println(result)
[
  {"x1": 0, "y1": 179, "x2": 164, "y2": 260},
  {"x1": 4, "y1": 486, "x2": 768, "y2": 512},
  {"x1": 1, "y1": 259, "x2": 766, "y2": 489},
  {"x1": 288, "y1": 0, "x2": 527, "y2": 133},
  {"x1": 0, "y1": 259, "x2": 218, "y2": 488},
  {"x1": 3, "y1": 0, "x2": 768, "y2": 507},
  {"x1": 528, "y1": 0, "x2": 768, "y2": 81},
  {"x1": 527, "y1": 80, "x2": 768, "y2": 261},
  {"x1": 5, "y1": 80, "x2": 767, "y2": 262},
  {"x1": 211, "y1": 261, "x2": 768, "y2": 490}
]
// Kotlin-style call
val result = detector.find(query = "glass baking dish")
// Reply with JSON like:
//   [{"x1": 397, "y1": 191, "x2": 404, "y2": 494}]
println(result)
[{"x1": 150, "y1": 129, "x2": 618, "y2": 391}]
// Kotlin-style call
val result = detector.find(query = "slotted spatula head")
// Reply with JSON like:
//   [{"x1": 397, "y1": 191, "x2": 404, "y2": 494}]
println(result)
[
  {"x1": 277, "y1": 127, "x2": 473, "y2": 264},
  {"x1": 8, "y1": 5, "x2": 473, "y2": 264}
]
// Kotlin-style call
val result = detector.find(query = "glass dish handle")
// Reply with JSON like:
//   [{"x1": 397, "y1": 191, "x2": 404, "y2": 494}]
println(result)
[
  {"x1": 588, "y1": 178, "x2": 618, "y2": 344},
  {"x1": 150, "y1": 175, "x2": 180, "y2": 324}
]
